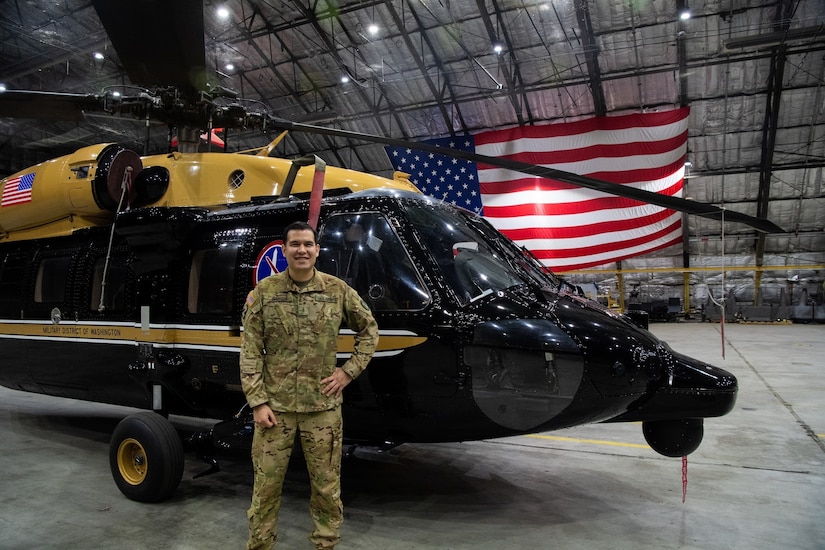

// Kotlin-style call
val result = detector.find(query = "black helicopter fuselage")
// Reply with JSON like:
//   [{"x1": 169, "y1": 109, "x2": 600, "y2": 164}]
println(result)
[{"x1": 0, "y1": 189, "x2": 736, "y2": 455}]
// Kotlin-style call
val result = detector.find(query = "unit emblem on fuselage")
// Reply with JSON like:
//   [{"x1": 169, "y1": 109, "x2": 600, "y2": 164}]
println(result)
[{"x1": 254, "y1": 240, "x2": 288, "y2": 284}]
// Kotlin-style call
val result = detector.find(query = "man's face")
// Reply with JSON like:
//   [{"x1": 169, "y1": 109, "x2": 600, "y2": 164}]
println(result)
[{"x1": 284, "y1": 228, "x2": 320, "y2": 271}]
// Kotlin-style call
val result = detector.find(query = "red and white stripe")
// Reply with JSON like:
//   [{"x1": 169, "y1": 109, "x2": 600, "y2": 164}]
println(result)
[{"x1": 475, "y1": 107, "x2": 689, "y2": 272}]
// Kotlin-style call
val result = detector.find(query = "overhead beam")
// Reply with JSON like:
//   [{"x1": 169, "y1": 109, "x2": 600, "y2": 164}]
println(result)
[
  {"x1": 384, "y1": 1, "x2": 456, "y2": 134},
  {"x1": 676, "y1": 0, "x2": 692, "y2": 288},
  {"x1": 557, "y1": 264, "x2": 825, "y2": 276},
  {"x1": 474, "y1": 0, "x2": 528, "y2": 125},
  {"x1": 233, "y1": 9, "x2": 352, "y2": 168},
  {"x1": 573, "y1": 0, "x2": 606, "y2": 116},
  {"x1": 724, "y1": 24, "x2": 825, "y2": 51},
  {"x1": 754, "y1": 1, "x2": 795, "y2": 303},
  {"x1": 296, "y1": 1, "x2": 406, "y2": 142}
]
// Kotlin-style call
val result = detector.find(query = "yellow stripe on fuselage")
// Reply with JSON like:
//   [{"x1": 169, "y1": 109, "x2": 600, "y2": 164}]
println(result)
[{"x1": 0, "y1": 320, "x2": 426, "y2": 356}]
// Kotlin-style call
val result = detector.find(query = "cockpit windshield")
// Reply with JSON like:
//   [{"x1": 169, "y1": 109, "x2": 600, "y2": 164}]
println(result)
[{"x1": 405, "y1": 202, "x2": 560, "y2": 305}]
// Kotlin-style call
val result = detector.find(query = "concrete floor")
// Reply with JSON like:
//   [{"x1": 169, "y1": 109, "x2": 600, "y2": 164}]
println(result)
[{"x1": 1, "y1": 322, "x2": 823, "y2": 550}]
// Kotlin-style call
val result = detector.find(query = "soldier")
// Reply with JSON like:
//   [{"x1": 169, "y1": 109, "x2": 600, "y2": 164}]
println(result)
[{"x1": 241, "y1": 220, "x2": 379, "y2": 550}]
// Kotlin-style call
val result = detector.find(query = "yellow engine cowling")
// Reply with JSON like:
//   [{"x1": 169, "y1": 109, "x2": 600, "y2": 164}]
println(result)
[
  {"x1": 0, "y1": 144, "x2": 164, "y2": 240},
  {"x1": 1, "y1": 141, "x2": 420, "y2": 242}
]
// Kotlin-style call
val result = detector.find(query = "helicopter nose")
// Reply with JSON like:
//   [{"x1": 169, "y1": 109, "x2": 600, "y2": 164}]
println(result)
[
  {"x1": 608, "y1": 347, "x2": 738, "y2": 423},
  {"x1": 465, "y1": 319, "x2": 584, "y2": 431},
  {"x1": 658, "y1": 349, "x2": 738, "y2": 418}
]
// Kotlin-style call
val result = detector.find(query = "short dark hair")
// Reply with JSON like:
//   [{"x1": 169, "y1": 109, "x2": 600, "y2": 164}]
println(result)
[{"x1": 284, "y1": 220, "x2": 317, "y2": 243}]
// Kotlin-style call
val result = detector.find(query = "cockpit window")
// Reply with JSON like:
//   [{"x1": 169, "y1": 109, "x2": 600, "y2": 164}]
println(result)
[
  {"x1": 318, "y1": 213, "x2": 430, "y2": 311},
  {"x1": 405, "y1": 203, "x2": 549, "y2": 305}
]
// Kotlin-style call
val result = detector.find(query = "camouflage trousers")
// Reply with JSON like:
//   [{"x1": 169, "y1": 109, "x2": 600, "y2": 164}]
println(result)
[{"x1": 247, "y1": 407, "x2": 344, "y2": 550}]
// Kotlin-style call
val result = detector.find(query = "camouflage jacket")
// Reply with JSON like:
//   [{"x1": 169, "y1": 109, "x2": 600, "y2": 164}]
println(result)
[{"x1": 240, "y1": 269, "x2": 379, "y2": 413}]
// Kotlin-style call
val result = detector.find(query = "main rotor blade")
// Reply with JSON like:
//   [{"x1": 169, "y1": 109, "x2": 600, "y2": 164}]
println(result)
[
  {"x1": 268, "y1": 118, "x2": 785, "y2": 234},
  {"x1": 0, "y1": 90, "x2": 102, "y2": 121},
  {"x1": 91, "y1": 0, "x2": 207, "y2": 93}
]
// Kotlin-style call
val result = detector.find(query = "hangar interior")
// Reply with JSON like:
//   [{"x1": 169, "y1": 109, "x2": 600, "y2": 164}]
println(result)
[
  {"x1": 1, "y1": 4, "x2": 825, "y2": 549},
  {"x1": 1, "y1": 0, "x2": 825, "y2": 320}
]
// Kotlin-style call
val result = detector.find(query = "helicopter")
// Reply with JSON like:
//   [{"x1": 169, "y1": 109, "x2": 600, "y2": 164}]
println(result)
[{"x1": 0, "y1": 0, "x2": 774, "y2": 504}]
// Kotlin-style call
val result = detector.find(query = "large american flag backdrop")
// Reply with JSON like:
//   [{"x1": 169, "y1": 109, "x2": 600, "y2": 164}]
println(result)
[{"x1": 385, "y1": 107, "x2": 690, "y2": 272}]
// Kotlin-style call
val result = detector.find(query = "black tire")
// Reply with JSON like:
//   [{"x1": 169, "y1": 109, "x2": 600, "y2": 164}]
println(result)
[{"x1": 109, "y1": 411, "x2": 184, "y2": 502}]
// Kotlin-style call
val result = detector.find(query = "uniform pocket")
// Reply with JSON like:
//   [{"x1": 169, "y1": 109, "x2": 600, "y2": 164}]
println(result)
[
  {"x1": 308, "y1": 295, "x2": 341, "y2": 332},
  {"x1": 262, "y1": 296, "x2": 292, "y2": 335}
]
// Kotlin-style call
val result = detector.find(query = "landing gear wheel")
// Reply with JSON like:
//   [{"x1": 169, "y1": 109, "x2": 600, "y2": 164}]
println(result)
[{"x1": 109, "y1": 411, "x2": 184, "y2": 502}]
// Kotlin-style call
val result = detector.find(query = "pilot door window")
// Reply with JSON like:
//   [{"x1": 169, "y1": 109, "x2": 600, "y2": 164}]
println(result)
[
  {"x1": 318, "y1": 213, "x2": 429, "y2": 311},
  {"x1": 187, "y1": 244, "x2": 240, "y2": 315}
]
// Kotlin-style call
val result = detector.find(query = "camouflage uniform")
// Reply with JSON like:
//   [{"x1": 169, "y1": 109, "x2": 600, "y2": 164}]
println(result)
[{"x1": 241, "y1": 268, "x2": 378, "y2": 550}]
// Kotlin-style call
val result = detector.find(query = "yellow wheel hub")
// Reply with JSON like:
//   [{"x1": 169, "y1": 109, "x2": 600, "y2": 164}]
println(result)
[{"x1": 117, "y1": 437, "x2": 148, "y2": 485}]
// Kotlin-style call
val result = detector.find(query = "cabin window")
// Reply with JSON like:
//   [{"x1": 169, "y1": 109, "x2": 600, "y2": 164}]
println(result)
[
  {"x1": 188, "y1": 244, "x2": 240, "y2": 314},
  {"x1": 34, "y1": 256, "x2": 71, "y2": 303},
  {"x1": 0, "y1": 251, "x2": 28, "y2": 315},
  {"x1": 318, "y1": 213, "x2": 429, "y2": 311},
  {"x1": 90, "y1": 257, "x2": 127, "y2": 312}
]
